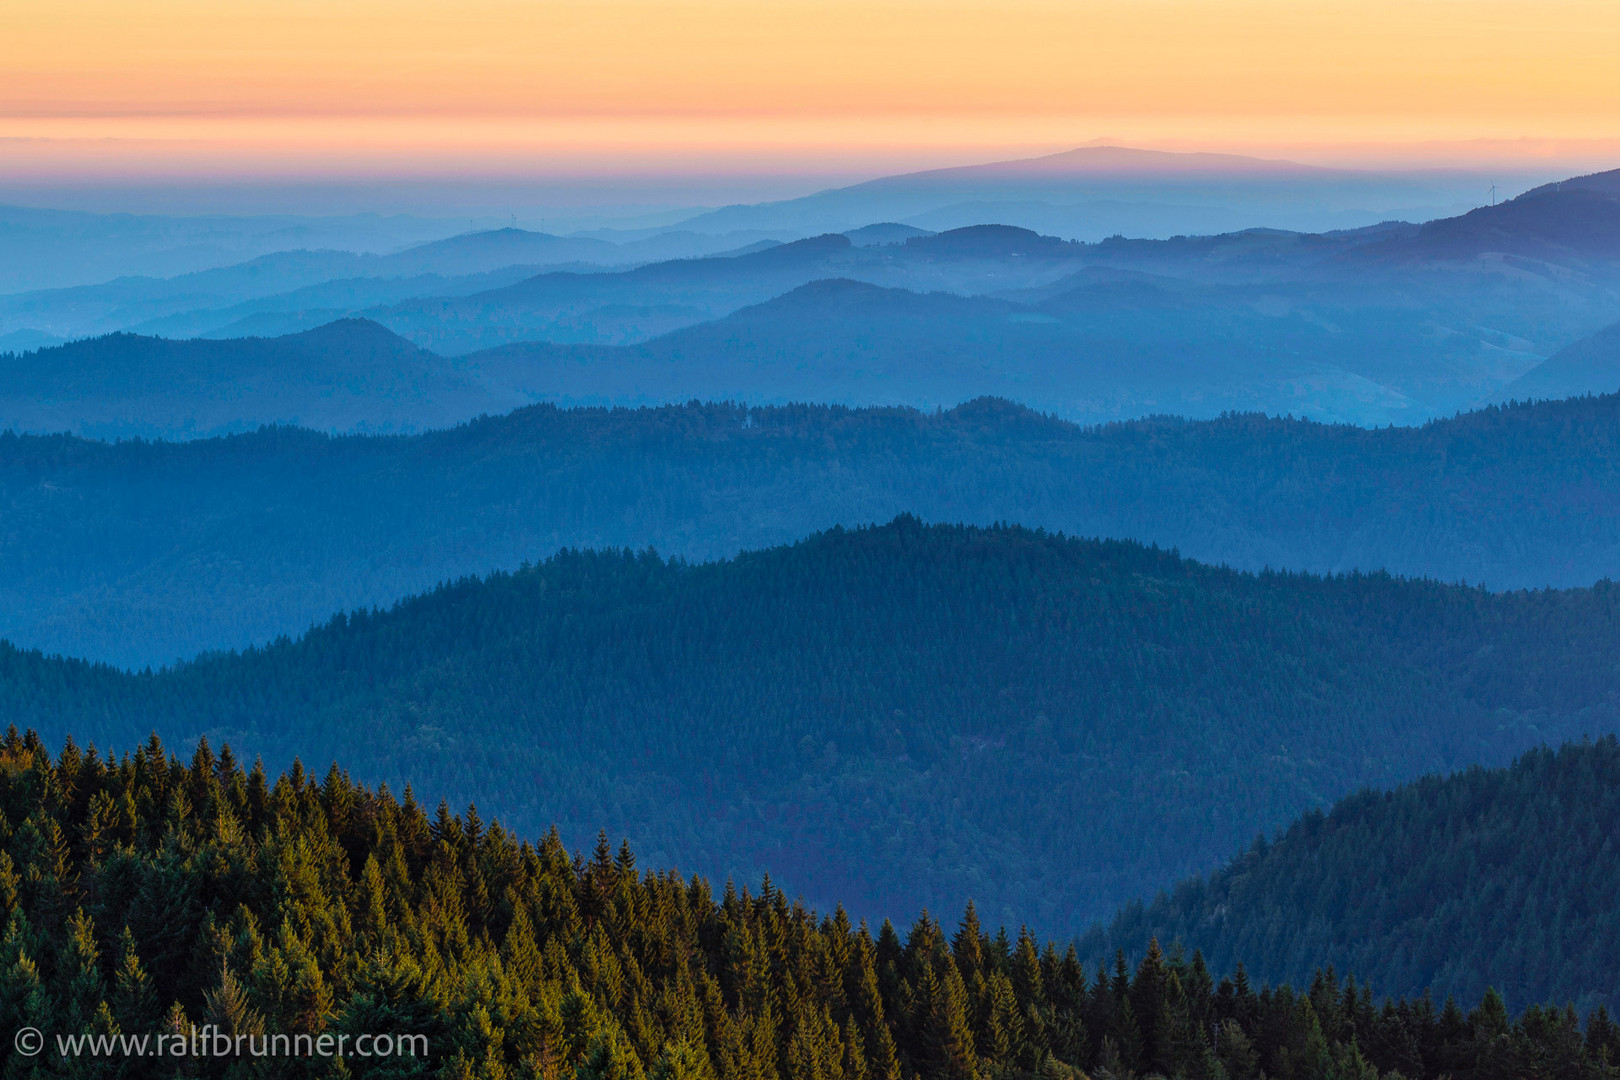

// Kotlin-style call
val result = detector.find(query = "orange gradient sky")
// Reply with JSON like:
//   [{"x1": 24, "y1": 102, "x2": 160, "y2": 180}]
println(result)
[{"x1": 5, "y1": 0, "x2": 1620, "y2": 177}]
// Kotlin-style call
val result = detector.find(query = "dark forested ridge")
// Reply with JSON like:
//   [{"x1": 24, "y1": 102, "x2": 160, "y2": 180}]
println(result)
[
  {"x1": 4, "y1": 730, "x2": 1620, "y2": 1080},
  {"x1": 4, "y1": 518, "x2": 1619, "y2": 935},
  {"x1": 1084, "y1": 739, "x2": 1620, "y2": 1015},
  {"x1": 7, "y1": 393, "x2": 1620, "y2": 666}
]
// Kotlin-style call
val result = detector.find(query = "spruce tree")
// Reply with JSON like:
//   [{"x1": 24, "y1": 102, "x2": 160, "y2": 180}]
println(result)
[
  {"x1": 651, "y1": 1038, "x2": 720, "y2": 1080},
  {"x1": 112, "y1": 926, "x2": 160, "y2": 1032}
]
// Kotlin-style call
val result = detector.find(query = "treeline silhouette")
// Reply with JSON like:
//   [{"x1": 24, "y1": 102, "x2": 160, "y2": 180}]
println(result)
[
  {"x1": 3, "y1": 730, "x2": 1619, "y2": 1080},
  {"x1": 1086, "y1": 739, "x2": 1620, "y2": 1015},
  {"x1": 4, "y1": 519, "x2": 1618, "y2": 933}
]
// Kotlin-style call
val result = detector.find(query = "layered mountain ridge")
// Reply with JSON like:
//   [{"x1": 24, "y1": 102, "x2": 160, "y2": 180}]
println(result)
[
  {"x1": 8, "y1": 389, "x2": 1620, "y2": 667},
  {"x1": 5, "y1": 517, "x2": 1619, "y2": 935}
]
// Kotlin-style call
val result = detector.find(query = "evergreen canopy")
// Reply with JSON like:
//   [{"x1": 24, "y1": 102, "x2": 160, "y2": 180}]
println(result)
[
  {"x1": 3, "y1": 730, "x2": 1617, "y2": 1080},
  {"x1": 1087, "y1": 739, "x2": 1620, "y2": 1014}
]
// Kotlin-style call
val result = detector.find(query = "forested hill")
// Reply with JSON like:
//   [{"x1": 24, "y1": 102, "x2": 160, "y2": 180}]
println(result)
[
  {"x1": 0, "y1": 319, "x2": 525, "y2": 439},
  {"x1": 9, "y1": 392, "x2": 1620, "y2": 667},
  {"x1": 1085, "y1": 739, "x2": 1620, "y2": 1015},
  {"x1": 5, "y1": 518, "x2": 1620, "y2": 934},
  {"x1": 7, "y1": 733, "x2": 1619, "y2": 1080}
]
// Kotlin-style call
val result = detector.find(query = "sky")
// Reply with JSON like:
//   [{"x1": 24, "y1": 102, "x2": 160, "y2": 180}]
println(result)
[{"x1": 4, "y1": 0, "x2": 1619, "y2": 205}]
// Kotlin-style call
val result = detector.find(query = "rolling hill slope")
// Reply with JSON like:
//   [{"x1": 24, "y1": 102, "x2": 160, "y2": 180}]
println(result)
[
  {"x1": 0, "y1": 226, "x2": 784, "y2": 343},
  {"x1": 0, "y1": 318, "x2": 524, "y2": 438},
  {"x1": 1505, "y1": 319, "x2": 1620, "y2": 401},
  {"x1": 364, "y1": 230, "x2": 1111, "y2": 354},
  {"x1": 0, "y1": 202, "x2": 457, "y2": 293},
  {"x1": 4, "y1": 518, "x2": 1619, "y2": 934},
  {"x1": 469, "y1": 274, "x2": 1509, "y2": 423},
  {"x1": 1354, "y1": 168, "x2": 1620, "y2": 266},
  {"x1": 1085, "y1": 738, "x2": 1620, "y2": 1014}
]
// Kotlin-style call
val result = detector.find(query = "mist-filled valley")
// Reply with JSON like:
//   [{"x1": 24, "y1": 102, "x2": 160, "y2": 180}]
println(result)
[{"x1": 6, "y1": 161, "x2": 1620, "y2": 435}]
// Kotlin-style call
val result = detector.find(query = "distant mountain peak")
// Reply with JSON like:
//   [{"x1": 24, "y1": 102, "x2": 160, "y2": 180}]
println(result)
[
  {"x1": 387, "y1": 227, "x2": 623, "y2": 272},
  {"x1": 843, "y1": 222, "x2": 934, "y2": 247},
  {"x1": 842, "y1": 146, "x2": 1340, "y2": 193},
  {"x1": 284, "y1": 317, "x2": 427, "y2": 352},
  {"x1": 737, "y1": 232, "x2": 851, "y2": 258},
  {"x1": 765, "y1": 277, "x2": 902, "y2": 302},
  {"x1": 669, "y1": 144, "x2": 1390, "y2": 240},
  {"x1": 437, "y1": 226, "x2": 555, "y2": 243},
  {"x1": 904, "y1": 224, "x2": 1073, "y2": 257},
  {"x1": 927, "y1": 144, "x2": 1334, "y2": 179}
]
